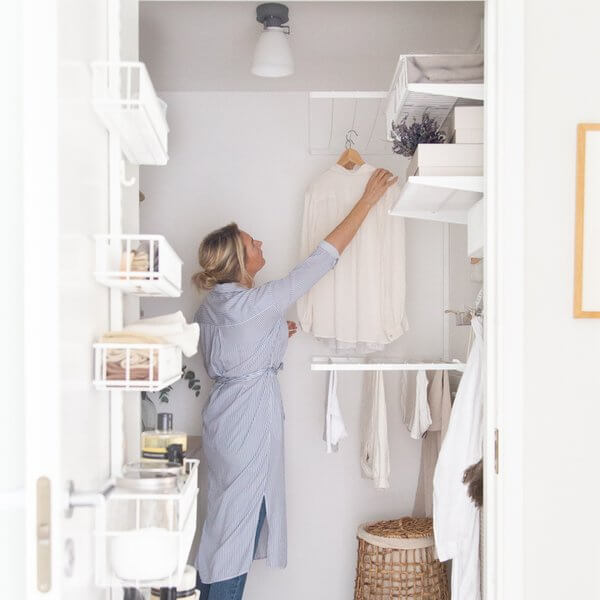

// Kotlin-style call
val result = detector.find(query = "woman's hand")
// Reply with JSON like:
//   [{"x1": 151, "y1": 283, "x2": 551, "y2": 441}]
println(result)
[
  {"x1": 360, "y1": 168, "x2": 398, "y2": 207},
  {"x1": 287, "y1": 321, "x2": 298, "y2": 338}
]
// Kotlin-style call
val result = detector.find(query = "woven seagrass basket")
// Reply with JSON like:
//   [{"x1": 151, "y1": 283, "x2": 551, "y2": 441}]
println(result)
[{"x1": 353, "y1": 518, "x2": 449, "y2": 600}]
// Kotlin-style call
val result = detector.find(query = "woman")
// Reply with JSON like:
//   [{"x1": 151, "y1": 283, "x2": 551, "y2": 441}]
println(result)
[{"x1": 193, "y1": 168, "x2": 397, "y2": 600}]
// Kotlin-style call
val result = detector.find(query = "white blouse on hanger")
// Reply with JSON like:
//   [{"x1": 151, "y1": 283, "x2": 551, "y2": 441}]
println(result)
[{"x1": 297, "y1": 163, "x2": 409, "y2": 352}]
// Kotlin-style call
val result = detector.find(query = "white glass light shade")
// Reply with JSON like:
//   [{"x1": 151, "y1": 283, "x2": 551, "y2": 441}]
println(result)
[{"x1": 251, "y1": 27, "x2": 294, "y2": 78}]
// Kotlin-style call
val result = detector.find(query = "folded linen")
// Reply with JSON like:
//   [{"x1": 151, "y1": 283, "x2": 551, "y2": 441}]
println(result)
[{"x1": 124, "y1": 311, "x2": 199, "y2": 357}]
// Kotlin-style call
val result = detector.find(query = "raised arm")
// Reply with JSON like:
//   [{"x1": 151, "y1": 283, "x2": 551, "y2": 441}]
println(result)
[{"x1": 324, "y1": 168, "x2": 397, "y2": 254}]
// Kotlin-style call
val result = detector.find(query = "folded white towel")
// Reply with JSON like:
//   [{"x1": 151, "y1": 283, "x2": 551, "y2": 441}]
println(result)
[{"x1": 124, "y1": 311, "x2": 200, "y2": 357}]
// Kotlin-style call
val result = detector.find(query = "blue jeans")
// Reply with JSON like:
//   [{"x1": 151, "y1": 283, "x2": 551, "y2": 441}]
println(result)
[{"x1": 197, "y1": 498, "x2": 266, "y2": 600}]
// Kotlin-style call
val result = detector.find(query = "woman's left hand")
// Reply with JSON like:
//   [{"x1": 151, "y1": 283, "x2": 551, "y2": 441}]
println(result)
[{"x1": 287, "y1": 321, "x2": 298, "y2": 338}]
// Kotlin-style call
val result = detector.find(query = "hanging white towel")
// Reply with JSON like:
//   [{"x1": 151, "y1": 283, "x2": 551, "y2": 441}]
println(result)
[
  {"x1": 405, "y1": 370, "x2": 432, "y2": 440},
  {"x1": 323, "y1": 370, "x2": 348, "y2": 453},
  {"x1": 124, "y1": 311, "x2": 200, "y2": 357},
  {"x1": 433, "y1": 316, "x2": 484, "y2": 600},
  {"x1": 413, "y1": 370, "x2": 452, "y2": 517},
  {"x1": 361, "y1": 371, "x2": 390, "y2": 489}
]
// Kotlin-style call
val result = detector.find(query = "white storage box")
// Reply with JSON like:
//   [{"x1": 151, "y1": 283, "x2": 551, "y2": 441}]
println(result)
[
  {"x1": 454, "y1": 106, "x2": 484, "y2": 129},
  {"x1": 92, "y1": 61, "x2": 169, "y2": 165},
  {"x1": 93, "y1": 342, "x2": 182, "y2": 392},
  {"x1": 407, "y1": 144, "x2": 484, "y2": 177},
  {"x1": 95, "y1": 235, "x2": 182, "y2": 297},
  {"x1": 386, "y1": 54, "x2": 484, "y2": 140},
  {"x1": 454, "y1": 129, "x2": 484, "y2": 144},
  {"x1": 95, "y1": 459, "x2": 199, "y2": 588}
]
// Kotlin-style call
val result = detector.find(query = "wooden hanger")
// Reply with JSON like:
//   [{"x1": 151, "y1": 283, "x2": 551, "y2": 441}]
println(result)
[{"x1": 337, "y1": 129, "x2": 365, "y2": 170}]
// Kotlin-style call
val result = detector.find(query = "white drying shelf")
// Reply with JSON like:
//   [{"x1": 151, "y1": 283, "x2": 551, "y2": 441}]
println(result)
[
  {"x1": 311, "y1": 357, "x2": 466, "y2": 372},
  {"x1": 91, "y1": 61, "x2": 169, "y2": 165},
  {"x1": 389, "y1": 176, "x2": 484, "y2": 224},
  {"x1": 95, "y1": 234, "x2": 183, "y2": 297},
  {"x1": 386, "y1": 54, "x2": 484, "y2": 141},
  {"x1": 93, "y1": 342, "x2": 182, "y2": 392},
  {"x1": 95, "y1": 459, "x2": 199, "y2": 588}
]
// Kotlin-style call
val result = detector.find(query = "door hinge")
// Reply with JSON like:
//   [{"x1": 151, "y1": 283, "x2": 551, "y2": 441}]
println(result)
[{"x1": 494, "y1": 428, "x2": 499, "y2": 474}]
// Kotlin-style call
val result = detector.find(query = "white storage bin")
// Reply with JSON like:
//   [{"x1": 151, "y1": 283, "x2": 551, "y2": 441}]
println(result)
[
  {"x1": 93, "y1": 342, "x2": 182, "y2": 392},
  {"x1": 454, "y1": 106, "x2": 484, "y2": 129},
  {"x1": 454, "y1": 129, "x2": 484, "y2": 144},
  {"x1": 95, "y1": 459, "x2": 199, "y2": 588},
  {"x1": 386, "y1": 54, "x2": 484, "y2": 140},
  {"x1": 92, "y1": 61, "x2": 169, "y2": 165},
  {"x1": 95, "y1": 235, "x2": 182, "y2": 297},
  {"x1": 407, "y1": 143, "x2": 483, "y2": 177}
]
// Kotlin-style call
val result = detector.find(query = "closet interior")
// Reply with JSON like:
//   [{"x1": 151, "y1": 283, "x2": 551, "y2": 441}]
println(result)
[{"x1": 87, "y1": 1, "x2": 486, "y2": 598}]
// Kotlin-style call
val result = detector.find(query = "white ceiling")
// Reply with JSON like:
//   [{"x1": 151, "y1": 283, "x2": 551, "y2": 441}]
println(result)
[{"x1": 140, "y1": 1, "x2": 484, "y2": 92}]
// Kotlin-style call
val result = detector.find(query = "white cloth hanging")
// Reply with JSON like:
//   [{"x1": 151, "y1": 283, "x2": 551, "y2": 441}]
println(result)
[
  {"x1": 323, "y1": 370, "x2": 348, "y2": 453},
  {"x1": 361, "y1": 371, "x2": 390, "y2": 489},
  {"x1": 401, "y1": 370, "x2": 432, "y2": 439},
  {"x1": 433, "y1": 316, "x2": 484, "y2": 600},
  {"x1": 413, "y1": 370, "x2": 451, "y2": 517},
  {"x1": 297, "y1": 164, "x2": 409, "y2": 353},
  {"x1": 124, "y1": 311, "x2": 200, "y2": 357}
]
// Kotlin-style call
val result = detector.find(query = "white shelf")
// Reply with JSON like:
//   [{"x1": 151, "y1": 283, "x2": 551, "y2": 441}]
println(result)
[
  {"x1": 96, "y1": 459, "x2": 199, "y2": 588},
  {"x1": 95, "y1": 234, "x2": 183, "y2": 297},
  {"x1": 308, "y1": 91, "x2": 392, "y2": 156},
  {"x1": 386, "y1": 54, "x2": 484, "y2": 141},
  {"x1": 389, "y1": 176, "x2": 484, "y2": 224},
  {"x1": 311, "y1": 357, "x2": 466, "y2": 372},
  {"x1": 92, "y1": 61, "x2": 169, "y2": 165},
  {"x1": 93, "y1": 342, "x2": 182, "y2": 392}
]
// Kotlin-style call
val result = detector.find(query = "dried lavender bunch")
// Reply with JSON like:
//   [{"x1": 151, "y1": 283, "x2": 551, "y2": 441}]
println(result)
[{"x1": 391, "y1": 112, "x2": 446, "y2": 157}]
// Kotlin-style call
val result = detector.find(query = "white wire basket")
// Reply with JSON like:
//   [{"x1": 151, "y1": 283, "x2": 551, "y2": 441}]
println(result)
[
  {"x1": 92, "y1": 61, "x2": 169, "y2": 165},
  {"x1": 95, "y1": 235, "x2": 182, "y2": 297},
  {"x1": 95, "y1": 459, "x2": 199, "y2": 589},
  {"x1": 93, "y1": 343, "x2": 182, "y2": 392}
]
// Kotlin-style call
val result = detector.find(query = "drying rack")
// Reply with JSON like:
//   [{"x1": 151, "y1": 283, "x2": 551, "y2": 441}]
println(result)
[
  {"x1": 308, "y1": 91, "x2": 392, "y2": 156},
  {"x1": 311, "y1": 357, "x2": 466, "y2": 372}
]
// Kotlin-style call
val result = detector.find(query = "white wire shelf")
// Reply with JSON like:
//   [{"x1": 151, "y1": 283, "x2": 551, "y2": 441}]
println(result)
[
  {"x1": 95, "y1": 459, "x2": 199, "y2": 588},
  {"x1": 92, "y1": 61, "x2": 169, "y2": 165},
  {"x1": 308, "y1": 91, "x2": 392, "y2": 156},
  {"x1": 386, "y1": 54, "x2": 484, "y2": 141},
  {"x1": 389, "y1": 176, "x2": 484, "y2": 224},
  {"x1": 95, "y1": 234, "x2": 183, "y2": 297},
  {"x1": 93, "y1": 342, "x2": 182, "y2": 392},
  {"x1": 311, "y1": 357, "x2": 466, "y2": 372}
]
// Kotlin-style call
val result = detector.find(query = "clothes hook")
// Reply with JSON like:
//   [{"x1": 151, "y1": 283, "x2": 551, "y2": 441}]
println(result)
[
  {"x1": 120, "y1": 159, "x2": 136, "y2": 187},
  {"x1": 345, "y1": 129, "x2": 358, "y2": 149}
]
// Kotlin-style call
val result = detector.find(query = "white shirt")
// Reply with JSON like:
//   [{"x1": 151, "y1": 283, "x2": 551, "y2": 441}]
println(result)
[{"x1": 297, "y1": 163, "x2": 409, "y2": 352}]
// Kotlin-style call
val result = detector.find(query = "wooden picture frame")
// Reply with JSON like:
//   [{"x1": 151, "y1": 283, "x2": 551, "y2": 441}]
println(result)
[{"x1": 574, "y1": 123, "x2": 600, "y2": 318}]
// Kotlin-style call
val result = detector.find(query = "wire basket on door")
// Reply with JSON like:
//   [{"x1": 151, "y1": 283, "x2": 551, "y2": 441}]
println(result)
[{"x1": 354, "y1": 518, "x2": 449, "y2": 600}]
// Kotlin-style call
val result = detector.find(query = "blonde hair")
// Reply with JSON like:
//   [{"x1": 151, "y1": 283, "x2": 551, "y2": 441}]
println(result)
[{"x1": 192, "y1": 223, "x2": 248, "y2": 291}]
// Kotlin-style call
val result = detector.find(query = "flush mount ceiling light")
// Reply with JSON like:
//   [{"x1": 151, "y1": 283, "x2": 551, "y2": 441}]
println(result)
[{"x1": 251, "y1": 3, "x2": 294, "y2": 78}]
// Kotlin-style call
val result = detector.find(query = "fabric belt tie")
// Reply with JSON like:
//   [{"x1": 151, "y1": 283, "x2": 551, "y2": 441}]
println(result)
[{"x1": 215, "y1": 363, "x2": 283, "y2": 385}]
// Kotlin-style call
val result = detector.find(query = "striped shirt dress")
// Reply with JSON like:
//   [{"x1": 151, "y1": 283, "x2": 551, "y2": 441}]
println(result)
[{"x1": 194, "y1": 241, "x2": 339, "y2": 583}]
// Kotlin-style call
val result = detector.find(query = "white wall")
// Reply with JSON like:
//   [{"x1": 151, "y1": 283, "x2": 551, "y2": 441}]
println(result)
[
  {"x1": 523, "y1": 2, "x2": 600, "y2": 597},
  {"x1": 140, "y1": 91, "x2": 460, "y2": 600}
]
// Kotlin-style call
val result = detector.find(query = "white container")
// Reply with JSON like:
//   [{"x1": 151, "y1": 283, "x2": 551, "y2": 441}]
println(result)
[
  {"x1": 454, "y1": 128, "x2": 484, "y2": 144},
  {"x1": 414, "y1": 165, "x2": 483, "y2": 176},
  {"x1": 96, "y1": 459, "x2": 199, "y2": 588},
  {"x1": 92, "y1": 61, "x2": 169, "y2": 165},
  {"x1": 454, "y1": 106, "x2": 484, "y2": 129},
  {"x1": 95, "y1": 234, "x2": 183, "y2": 297},
  {"x1": 407, "y1": 143, "x2": 484, "y2": 177},
  {"x1": 93, "y1": 343, "x2": 182, "y2": 392}
]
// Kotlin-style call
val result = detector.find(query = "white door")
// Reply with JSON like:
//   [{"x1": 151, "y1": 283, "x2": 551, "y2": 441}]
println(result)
[{"x1": 13, "y1": 1, "x2": 139, "y2": 598}]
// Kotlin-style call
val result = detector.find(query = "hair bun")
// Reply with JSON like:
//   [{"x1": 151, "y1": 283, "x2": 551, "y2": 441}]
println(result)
[{"x1": 192, "y1": 269, "x2": 218, "y2": 290}]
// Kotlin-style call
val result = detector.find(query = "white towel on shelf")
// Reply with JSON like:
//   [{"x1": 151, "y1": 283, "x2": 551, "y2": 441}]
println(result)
[
  {"x1": 124, "y1": 311, "x2": 200, "y2": 357},
  {"x1": 323, "y1": 370, "x2": 348, "y2": 453},
  {"x1": 361, "y1": 371, "x2": 390, "y2": 489}
]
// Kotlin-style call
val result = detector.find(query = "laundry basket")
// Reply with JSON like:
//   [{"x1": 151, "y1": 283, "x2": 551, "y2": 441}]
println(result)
[{"x1": 354, "y1": 518, "x2": 449, "y2": 600}]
